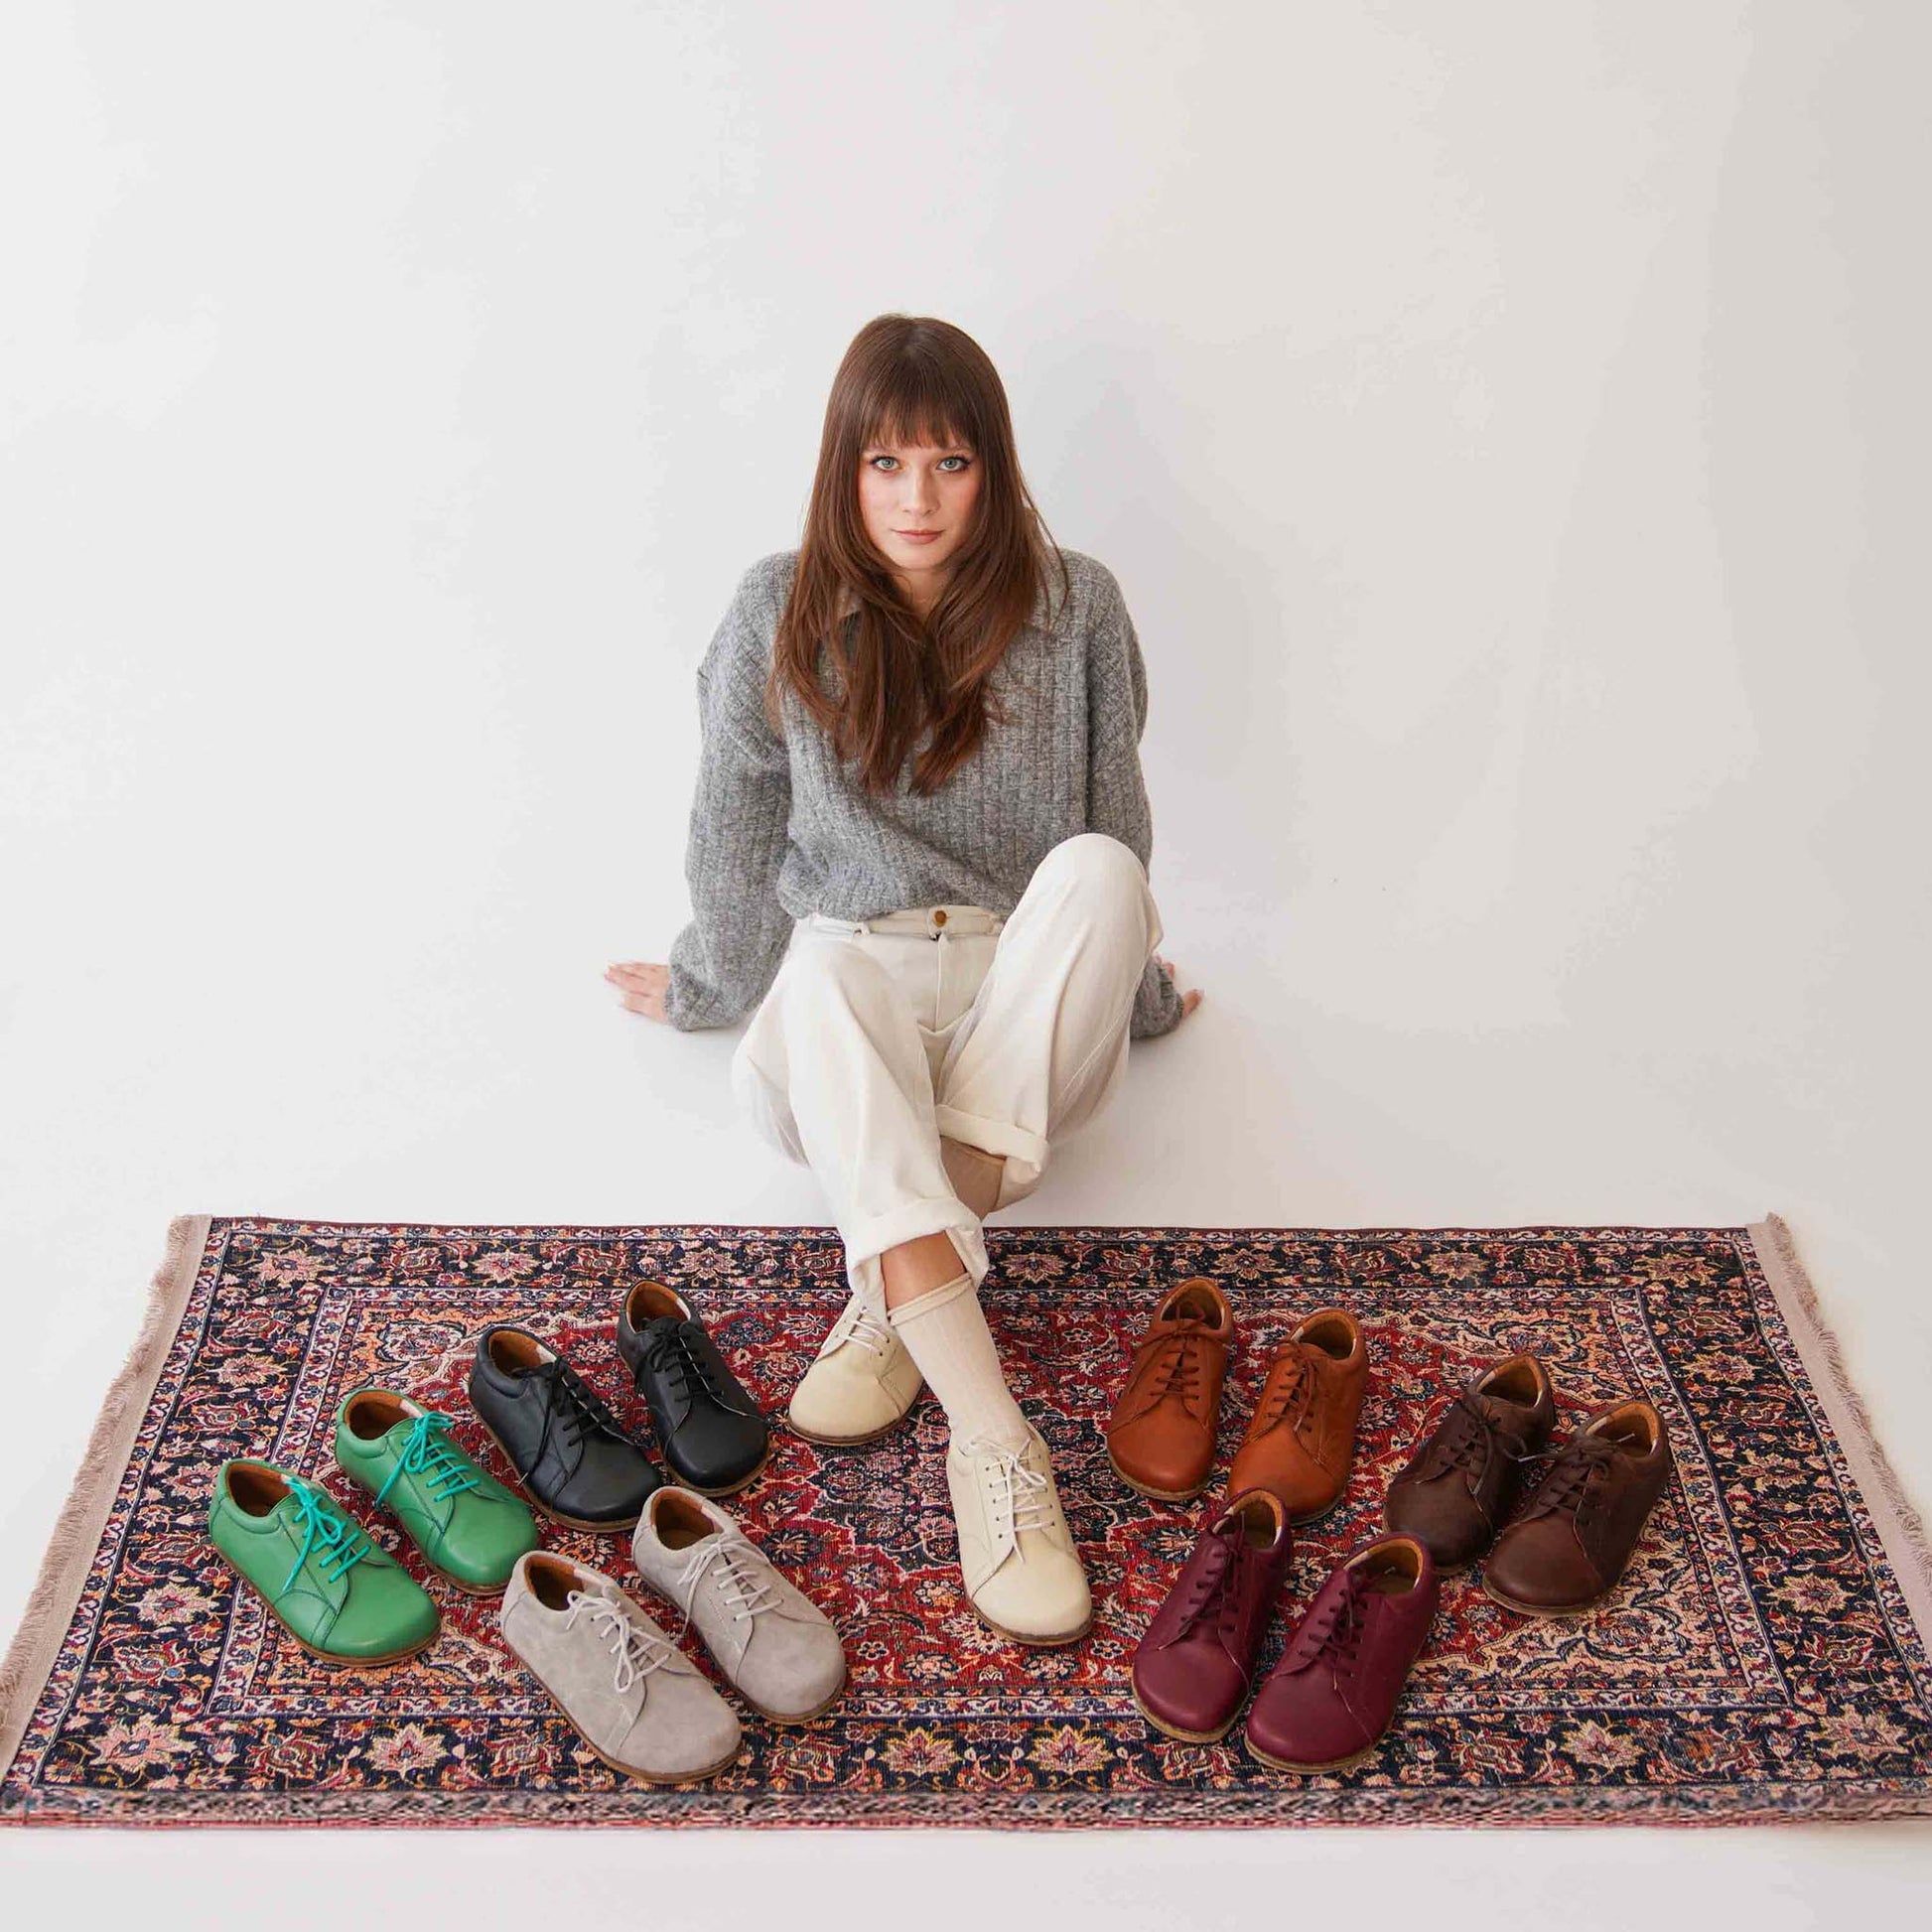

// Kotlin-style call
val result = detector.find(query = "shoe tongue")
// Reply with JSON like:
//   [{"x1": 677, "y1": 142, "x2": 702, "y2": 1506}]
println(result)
[{"x1": 272, "y1": 1481, "x2": 349, "y2": 1540}]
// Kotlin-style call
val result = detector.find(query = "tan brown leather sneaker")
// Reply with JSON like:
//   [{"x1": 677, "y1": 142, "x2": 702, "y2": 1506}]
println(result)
[
  {"x1": 1105, "y1": 1278, "x2": 1235, "y2": 1502},
  {"x1": 1226, "y1": 1309, "x2": 1367, "y2": 1524}
]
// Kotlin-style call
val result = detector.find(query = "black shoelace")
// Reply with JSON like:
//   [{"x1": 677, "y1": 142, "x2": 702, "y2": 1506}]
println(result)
[
  {"x1": 520, "y1": 1360, "x2": 631, "y2": 1480},
  {"x1": 638, "y1": 1323, "x2": 750, "y2": 1416}
]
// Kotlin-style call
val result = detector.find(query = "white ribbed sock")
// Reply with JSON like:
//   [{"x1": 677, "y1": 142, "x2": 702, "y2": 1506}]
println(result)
[{"x1": 886, "y1": 1269, "x2": 1031, "y2": 1451}]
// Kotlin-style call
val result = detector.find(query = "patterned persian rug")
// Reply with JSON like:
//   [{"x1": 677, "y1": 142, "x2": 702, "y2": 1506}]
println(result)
[{"x1": 2, "y1": 1212, "x2": 1929, "y2": 1829}]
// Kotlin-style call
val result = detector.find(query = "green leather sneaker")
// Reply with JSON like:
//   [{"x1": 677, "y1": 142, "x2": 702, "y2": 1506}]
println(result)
[
  {"x1": 334, "y1": 1387, "x2": 540, "y2": 1592},
  {"x1": 207, "y1": 1459, "x2": 440, "y2": 1663}
]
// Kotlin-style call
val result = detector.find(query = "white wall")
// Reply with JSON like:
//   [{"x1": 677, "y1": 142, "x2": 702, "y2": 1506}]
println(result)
[{"x1": 3, "y1": 0, "x2": 1927, "y2": 1916}]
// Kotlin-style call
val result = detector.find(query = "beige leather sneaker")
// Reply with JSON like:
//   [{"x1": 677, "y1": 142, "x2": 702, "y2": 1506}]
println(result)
[
  {"x1": 946, "y1": 1423, "x2": 1093, "y2": 1646},
  {"x1": 787, "y1": 1288, "x2": 924, "y2": 1447}
]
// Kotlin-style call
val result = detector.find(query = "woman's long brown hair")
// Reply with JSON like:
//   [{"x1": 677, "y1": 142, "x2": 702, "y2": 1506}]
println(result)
[{"x1": 762, "y1": 314, "x2": 1073, "y2": 798}]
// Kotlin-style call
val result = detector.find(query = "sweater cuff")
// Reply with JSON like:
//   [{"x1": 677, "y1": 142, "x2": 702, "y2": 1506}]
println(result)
[{"x1": 1129, "y1": 954, "x2": 1184, "y2": 1038}]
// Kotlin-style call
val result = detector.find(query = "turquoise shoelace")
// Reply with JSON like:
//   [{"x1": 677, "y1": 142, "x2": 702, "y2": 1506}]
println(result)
[
  {"x1": 280, "y1": 1476, "x2": 375, "y2": 1592},
  {"x1": 372, "y1": 1409, "x2": 483, "y2": 1513}
]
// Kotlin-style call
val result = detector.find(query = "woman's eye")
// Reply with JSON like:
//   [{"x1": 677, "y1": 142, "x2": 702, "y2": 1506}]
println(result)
[{"x1": 868, "y1": 456, "x2": 972, "y2": 473}]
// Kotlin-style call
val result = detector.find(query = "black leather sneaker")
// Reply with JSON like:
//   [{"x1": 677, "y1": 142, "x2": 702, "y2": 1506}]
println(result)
[
  {"x1": 467, "y1": 1323, "x2": 664, "y2": 1530},
  {"x1": 615, "y1": 1281, "x2": 770, "y2": 1496}
]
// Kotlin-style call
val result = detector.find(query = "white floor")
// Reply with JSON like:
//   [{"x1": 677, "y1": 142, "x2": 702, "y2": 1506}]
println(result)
[{"x1": 1, "y1": 907, "x2": 1929, "y2": 1919}]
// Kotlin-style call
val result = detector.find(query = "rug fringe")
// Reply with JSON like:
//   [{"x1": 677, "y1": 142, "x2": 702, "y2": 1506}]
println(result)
[
  {"x1": 1748, "y1": 1210, "x2": 1932, "y2": 1638},
  {"x1": 0, "y1": 1212, "x2": 212, "y2": 1784}
]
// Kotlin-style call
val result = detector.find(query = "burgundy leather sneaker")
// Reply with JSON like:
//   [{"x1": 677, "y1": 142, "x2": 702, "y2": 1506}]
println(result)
[
  {"x1": 1244, "y1": 1534, "x2": 1438, "y2": 1773},
  {"x1": 1481, "y1": 1397, "x2": 1672, "y2": 1615},
  {"x1": 1131, "y1": 1488, "x2": 1293, "y2": 1743}
]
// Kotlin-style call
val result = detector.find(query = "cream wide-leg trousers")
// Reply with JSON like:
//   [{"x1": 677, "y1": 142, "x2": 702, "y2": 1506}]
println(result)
[{"x1": 730, "y1": 831, "x2": 1166, "y2": 1312}]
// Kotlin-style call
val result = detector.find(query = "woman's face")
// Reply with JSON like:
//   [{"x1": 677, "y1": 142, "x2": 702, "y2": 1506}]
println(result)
[{"x1": 857, "y1": 431, "x2": 981, "y2": 604}]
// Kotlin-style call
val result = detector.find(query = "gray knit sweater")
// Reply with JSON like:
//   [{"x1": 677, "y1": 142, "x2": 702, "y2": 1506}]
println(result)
[{"x1": 664, "y1": 546, "x2": 1183, "y2": 1039}]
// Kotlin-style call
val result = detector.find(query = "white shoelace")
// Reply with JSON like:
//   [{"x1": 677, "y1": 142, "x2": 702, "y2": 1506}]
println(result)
[
  {"x1": 561, "y1": 1587, "x2": 677, "y2": 1694},
  {"x1": 836, "y1": 1298, "x2": 896, "y2": 1360},
  {"x1": 966, "y1": 1438, "x2": 1056, "y2": 1538},
  {"x1": 672, "y1": 1533, "x2": 780, "y2": 1633}
]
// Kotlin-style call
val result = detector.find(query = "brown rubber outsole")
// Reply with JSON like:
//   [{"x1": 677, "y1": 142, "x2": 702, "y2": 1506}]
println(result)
[
  {"x1": 971, "y1": 1602, "x2": 1094, "y2": 1649},
  {"x1": 1479, "y1": 1575, "x2": 1607, "y2": 1618},
  {"x1": 516, "y1": 1651, "x2": 744, "y2": 1785},
  {"x1": 418, "y1": 1552, "x2": 513, "y2": 1596},
  {"x1": 785, "y1": 1407, "x2": 912, "y2": 1449},
  {"x1": 210, "y1": 1549, "x2": 440, "y2": 1667},
  {"x1": 670, "y1": 1442, "x2": 773, "y2": 1498},
  {"x1": 475, "y1": 1416, "x2": 646, "y2": 1535},
  {"x1": 1130, "y1": 1681, "x2": 1237, "y2": 1744},
  {"x1": 1246, "y1": 1734, "x2": 1379, "y2": 1775},
  {"x1": 736, "y1": 1673, "x2": 849, "y2": 1726},
  {"x1": 1106, "y1": 1450, "x2": 1210, "y2": 1504},
  {"x1": 1286, "y1": 1493, "x2": 1344, "y2": 1528}
]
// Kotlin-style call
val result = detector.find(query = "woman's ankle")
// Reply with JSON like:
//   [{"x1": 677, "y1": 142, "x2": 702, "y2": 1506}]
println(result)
[{"x1": 880, "y1": 1229, "x2": 971, "y2": 1310}]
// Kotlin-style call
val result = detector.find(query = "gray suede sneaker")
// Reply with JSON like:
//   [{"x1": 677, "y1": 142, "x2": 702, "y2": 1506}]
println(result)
[
  {"x1": 631, "y1": 1486, "x2": 847, "y2": 1724},
  {"x1": 499, "y1": 1550, "x2": 741, "y2": 1783}
]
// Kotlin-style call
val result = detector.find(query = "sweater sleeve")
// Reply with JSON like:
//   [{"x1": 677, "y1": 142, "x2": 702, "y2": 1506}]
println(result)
[
  {"x1": 662, "y1": 566, "x2": 797, "y2": 1031},
  {"x1": 1085, "y1": 566, "x2": 1184, "y2": 1040}
]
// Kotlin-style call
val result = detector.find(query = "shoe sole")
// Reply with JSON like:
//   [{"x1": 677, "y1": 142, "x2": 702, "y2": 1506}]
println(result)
[
  {"x1": 734, "y1": 1673, "x2": 849, "y2": 1726},
  {"x1": 785, "y1": 1407, "x2": 914, "y2": 1449},
  {"x1": 209, "y1": 1549, "x2": 440, "y2": 1666},
  {"x1": 1106, "y1": 1450, "x2": 1210, "y2": 1504},
  {"x1": 669, "y1": 1440, "x2": 773, "y2": 1498},
  {"x1": 1287, "y1": 1493, "x2": 1344, "y2": 1527},
  {"x1": 474, "y1": 1415, "x2": 648, "y2": 1535},
  {"x1": 1227, "y1": 1468, "x2": 1354, "y2": 1527},
  {"x1": 1479, "y1": 1575, "x2": 1608, "y2": 1617},
  {"x1": 1130, "y1": 1681, "x2": 1237, "y2": 1744},
  {"x1": 515, "y1": 1650, "x2": 744, "y2": 1785},
  {"x1": 970, "y1": 1602, "x2": 1094, "y2": 1648},
  {"x1": 1246, "y1": 1734, "x2": 1379, "y2": 1774}
]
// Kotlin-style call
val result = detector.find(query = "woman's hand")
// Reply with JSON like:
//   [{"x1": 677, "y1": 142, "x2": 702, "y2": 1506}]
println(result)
[
  {"x1": 605, "y1": 960, "x2": 671, "y2": 1024},
  {"x1": 1157, "y1": 954, "x2": 1203, "y2": 1023}
]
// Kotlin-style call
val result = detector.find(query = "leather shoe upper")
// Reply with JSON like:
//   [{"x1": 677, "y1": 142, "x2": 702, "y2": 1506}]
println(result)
[
  {"x1": 1106, "y1": 1278, "x2": 1234, "y2": 1499},
  {"x1": 616, "y1": 1280, "x2": 769, "y2": 1494},
  {"x1": 1383, "y1": 1353, "x2": 1556, "y2": 1567},
  {"x1": 1482, "y1": 1397, "x2": 1672, "y2": 1611},
  {"x1": 1246, "y1": 1533, "x2": 1438, "y2": 1769},
  {"x1": 1227, "y1": 1309, "x2": 1367, "y2": 1521},
  {"x1": 468, "y1": 1323, "x2": 663, "y2": 1527},
  {"x1": 1131, "y1": 1487, "x2": 1292, "y2": 1740}
]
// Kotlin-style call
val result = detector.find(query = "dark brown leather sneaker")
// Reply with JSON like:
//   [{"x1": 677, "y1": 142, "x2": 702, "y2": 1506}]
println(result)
[
  {"x1": 1481, "y1": 1397, "x2": 1672, "y2": 1615},
  {"x1": 1382, "y1": 1354, "x2": 1556, "y2": 1568}
]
